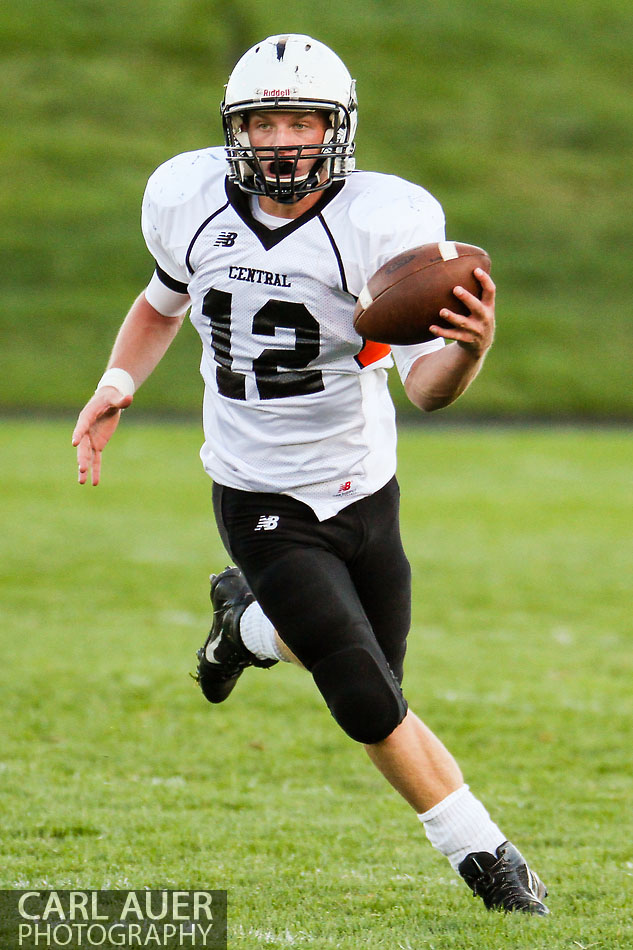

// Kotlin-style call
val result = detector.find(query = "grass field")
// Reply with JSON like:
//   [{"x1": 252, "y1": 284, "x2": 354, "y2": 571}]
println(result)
[{"x1": 1, "y1": 420, "x2": 632, "y2": 948}]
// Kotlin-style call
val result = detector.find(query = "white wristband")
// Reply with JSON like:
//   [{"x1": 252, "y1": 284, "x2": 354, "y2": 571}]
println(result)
[{"x1": 96, "y1": 368, "x2": 136, "y2": 398}]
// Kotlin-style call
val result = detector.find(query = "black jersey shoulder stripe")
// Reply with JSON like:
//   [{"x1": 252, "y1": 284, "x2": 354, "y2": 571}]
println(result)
[
  {"x1": 155, "y1": 263, "x2": 189, "y2": 295},
  {"x1": 185, "y1": 200, "x2": 230, "y2": 274},
  {"x1": 317, "y1": 213, "x2": 348, "y2": 293},
  {"x1": 225, "y1": 178, "x2": 345, "y2": 252}
]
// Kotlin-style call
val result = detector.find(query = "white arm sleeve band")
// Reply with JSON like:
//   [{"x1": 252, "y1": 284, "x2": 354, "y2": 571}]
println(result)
[
  {"x1": 391, "y1": 337, "x2": 445, "y2": 384},
  {"x1": 144, "y1": 271, "x2": 191, "y2": 317}
]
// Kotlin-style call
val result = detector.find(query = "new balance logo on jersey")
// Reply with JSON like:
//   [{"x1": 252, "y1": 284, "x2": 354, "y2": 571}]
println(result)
[
  {"x1": 255, "y1": 515, "x2": 280, "y2": 532},
  {"x1": 214, "y1": 231, "x2": 238, "y2": 247},
  {"x1": 337, "y1": 480, "x2": 353, "y2": 495}
]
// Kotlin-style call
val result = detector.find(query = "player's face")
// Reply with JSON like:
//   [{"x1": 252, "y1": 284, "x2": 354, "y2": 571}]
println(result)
[{"x1": 244, "y1": 110, "x2": 331, "y2": 185}]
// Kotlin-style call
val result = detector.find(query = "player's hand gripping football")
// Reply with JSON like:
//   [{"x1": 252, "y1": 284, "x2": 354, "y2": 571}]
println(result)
[
  {"x1": 431, "y1": 268, "x2": 496, "y2": 359},
  {"x1": 71, "y1": 387, "x2": 133, "y2": 486}
]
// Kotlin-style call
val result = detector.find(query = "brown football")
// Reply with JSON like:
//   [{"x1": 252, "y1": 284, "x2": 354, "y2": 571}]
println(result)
[{"x1": 353, "y1": 241, "x2": 491, "y2": 345}]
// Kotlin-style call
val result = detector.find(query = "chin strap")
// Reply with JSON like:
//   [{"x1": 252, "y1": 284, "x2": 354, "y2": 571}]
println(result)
[
  {"x1": 253, "y1": 152, "x2": 328, "y2": 203},
  {"x1": 254, "y1": 169, "x2": 322, "y2": 204}
]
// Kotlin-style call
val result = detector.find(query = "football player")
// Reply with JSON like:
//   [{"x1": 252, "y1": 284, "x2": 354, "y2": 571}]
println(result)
[{"x1": 72, "y1": 34, "x2": 548, "y2": 915}]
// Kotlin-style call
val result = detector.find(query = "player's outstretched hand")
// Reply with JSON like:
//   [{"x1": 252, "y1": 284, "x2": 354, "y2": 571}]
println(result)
[
  {"x1": 432, "y1": 268, "x2": 496, "y2": 359},
  {"x1": 71, "y1": 387, "x2": 133, "y2": 486}
]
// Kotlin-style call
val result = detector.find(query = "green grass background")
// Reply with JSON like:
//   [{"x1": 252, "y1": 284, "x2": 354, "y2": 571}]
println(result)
[
  {"x1": 2, "y1": 0, "x2": 632, "y2": 417},
  {"x1": 3, "y1": 1, "x2": 632, "y2": 945},
  {"x1": 2, "y1": 422, "x2": 632, "y2": 947}
]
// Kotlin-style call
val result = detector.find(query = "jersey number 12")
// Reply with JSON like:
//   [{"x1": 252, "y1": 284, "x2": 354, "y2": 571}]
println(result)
[{"x1": 203, "y1": 288, "x2": 325, "y2": 400}]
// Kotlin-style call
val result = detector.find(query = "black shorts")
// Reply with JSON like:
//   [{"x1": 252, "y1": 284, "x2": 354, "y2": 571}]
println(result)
[{"x1": 212, "y1": 476, "x2": 412, "y2": 685}]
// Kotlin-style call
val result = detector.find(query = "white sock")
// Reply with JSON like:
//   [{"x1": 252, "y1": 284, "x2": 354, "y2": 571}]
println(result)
[
  {"x1": 239, "y1": 602, "x2": 288, "y2": 662},
  {"x1": 417, "y1": 784, "x2": 507, "y2": 872}
]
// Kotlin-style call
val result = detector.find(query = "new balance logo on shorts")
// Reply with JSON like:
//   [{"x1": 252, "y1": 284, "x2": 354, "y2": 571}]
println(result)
[{"x1": 255, "y1": 515, "x2": 279, "y2": 532}]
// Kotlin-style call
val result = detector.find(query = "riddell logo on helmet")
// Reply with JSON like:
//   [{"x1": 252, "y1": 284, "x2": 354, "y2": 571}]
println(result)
[{"x1": 255, "y1": 87, "x2": 298, "y2": 97}]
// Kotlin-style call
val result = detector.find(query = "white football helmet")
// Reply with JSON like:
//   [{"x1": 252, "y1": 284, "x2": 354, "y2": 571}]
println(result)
[{"x1": 221, "y1": 34, "x2": 357, "y2": 204}]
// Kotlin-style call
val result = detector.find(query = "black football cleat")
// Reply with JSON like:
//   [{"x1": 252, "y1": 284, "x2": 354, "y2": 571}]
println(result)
[
  {"x1": 195, "y1": 566, "x2": 277, "y2": 704},
  {"x1": 458, "y1": 841, "x2": 549, "y2": 915}
]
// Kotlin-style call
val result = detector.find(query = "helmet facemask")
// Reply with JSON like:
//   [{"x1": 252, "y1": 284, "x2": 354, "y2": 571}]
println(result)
[{"x1": 223, "y1": 102, "x2": 356, "y2": 204}]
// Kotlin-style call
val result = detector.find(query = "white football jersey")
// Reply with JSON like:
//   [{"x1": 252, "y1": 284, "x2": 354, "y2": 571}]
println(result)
[{"x1": 142, "y1": 147, "x2": 446, "y2": 519}]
